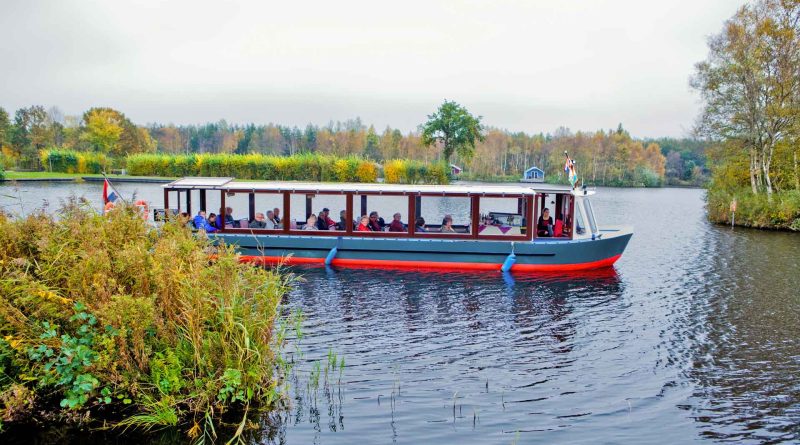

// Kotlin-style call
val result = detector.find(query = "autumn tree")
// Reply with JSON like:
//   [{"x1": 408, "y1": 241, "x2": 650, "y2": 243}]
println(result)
[
  {"x1": 692, "y1": 0, "x2": 800, "y2": 195},
  {"x1": 420, "y1": 100, "x2": 484, "y2": 163},
  {"x1": 81, "y1": 108, "x2": 124, "y2": 153}
]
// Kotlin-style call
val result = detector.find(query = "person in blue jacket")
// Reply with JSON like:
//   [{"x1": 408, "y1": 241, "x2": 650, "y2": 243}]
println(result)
[{"x1": 192, "y1": 210, "x2": 218, "y2": 233}]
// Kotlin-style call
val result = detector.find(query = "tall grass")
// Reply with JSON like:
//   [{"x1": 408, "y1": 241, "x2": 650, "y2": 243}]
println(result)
[
  {"x1": 40, "y1": 149, "x2": 111, "y2": 174},
  {"x1": 0, "y1": 200, "x2": 295, "y2": 440},
  {"x1": 126, "y1": 153, "x2": 380, "y2": 182}
]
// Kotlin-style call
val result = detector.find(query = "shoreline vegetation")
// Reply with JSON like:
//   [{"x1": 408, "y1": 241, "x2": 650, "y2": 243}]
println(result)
[
  {"x1": 1, "y1": 105, "x2": 709, "y2": 189},
  {"x1": 694, "y1": 1, "x2": 800, "y2": 232},
  {"x1": 0, "y1": 201, "x2": 298, "y2": 442}
]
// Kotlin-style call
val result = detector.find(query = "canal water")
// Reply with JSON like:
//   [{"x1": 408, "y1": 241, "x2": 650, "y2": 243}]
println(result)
[{"x1": 2, "y1": 181, "x2": 799, "y2": 444}]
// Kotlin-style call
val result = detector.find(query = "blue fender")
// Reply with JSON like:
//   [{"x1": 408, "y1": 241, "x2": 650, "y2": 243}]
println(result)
[
  {"x1": 325, "y1": 246, "x2": 338, "y2": 266},
  {"x1": 501, "y1": 252, "x2": 516, "y2": 273}
]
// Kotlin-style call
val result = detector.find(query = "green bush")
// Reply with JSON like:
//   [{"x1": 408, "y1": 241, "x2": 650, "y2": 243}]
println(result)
[
  {"x1": 383, "y1": 159, "x2": 449, "y2": 184},
  {"x1": 0, "y1": 201, "x2": 295, "y2": 438},
  {"x1": 707, "y1": 187, "x2": 800, "y2": 230},
  {"x1": 40, "y1": 149, "x2": 111, "y2": 174},
  {"x1": 126, "y1": 153, "x2": 382, "y2": 182}
]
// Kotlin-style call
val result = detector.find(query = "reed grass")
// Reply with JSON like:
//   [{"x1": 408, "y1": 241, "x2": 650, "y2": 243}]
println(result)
[
  {"x1": 383, "y1": 159, "x2": 450, "y2": 184},
  {"x1": 126, "y1": 153, "x2": 379, "y2": 182},
  {"x1": 0, "y1": 199, "x2": 296, "y2": 441}
]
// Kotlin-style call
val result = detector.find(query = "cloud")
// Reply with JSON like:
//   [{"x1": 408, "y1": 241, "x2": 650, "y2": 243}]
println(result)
[{"x1": 0, "y1": 0, "x2": 744, "y2": 137}]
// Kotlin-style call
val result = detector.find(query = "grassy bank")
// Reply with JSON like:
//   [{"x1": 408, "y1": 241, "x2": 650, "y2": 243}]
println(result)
[
  {"x1": 0, "y1": 201, "x2": 295, "y2": 440},
  {"x1": 707, "y1": 188, "x2": 800, "y2": 231}
]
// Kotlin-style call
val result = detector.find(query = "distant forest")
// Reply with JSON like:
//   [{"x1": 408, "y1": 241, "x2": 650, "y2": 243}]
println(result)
[{"x1": 0, "y1": 105, "x2": 708, "y2": 186}]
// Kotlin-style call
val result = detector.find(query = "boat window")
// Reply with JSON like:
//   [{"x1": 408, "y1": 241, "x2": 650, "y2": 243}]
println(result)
[
  {"x1": 354, "y1": 194, "x2": 409, "y2": 233},
  {"x1": 252, "y1": 193, "x2": 284, "y2": 231},
  {"x1": 416, "y1": 195, "x2": 472, "y2": 234},
  {"x1": 290, "y1": 193, "x2": 346, "y2": 231},
  {"x1": 478, "y1": 197, "x2": 526, "y2": 237},
  {"x1": 584, "y1": 198, "x2": 599, "y2": 235},
  {"x1": 575, "y1": 200, "x2": 587, "y2": 235}
]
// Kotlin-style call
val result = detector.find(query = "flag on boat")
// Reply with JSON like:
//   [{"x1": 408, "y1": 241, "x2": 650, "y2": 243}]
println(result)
[
  {"x1": 102, "y1": 178, "x2": 118, "y2": 204},
  {"x1": 564, "y1": 152, "x2": 578, "y2": 189}
]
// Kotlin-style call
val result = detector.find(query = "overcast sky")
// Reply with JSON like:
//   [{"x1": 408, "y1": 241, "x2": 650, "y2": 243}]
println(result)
[{"x1": 0, "y1": 0, "x2": 743, "y2": 137}]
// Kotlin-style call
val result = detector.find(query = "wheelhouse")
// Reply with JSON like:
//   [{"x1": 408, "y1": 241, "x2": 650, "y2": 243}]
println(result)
[{"x1": 161, "y1": 178, "x2": 598, "y2": 242}]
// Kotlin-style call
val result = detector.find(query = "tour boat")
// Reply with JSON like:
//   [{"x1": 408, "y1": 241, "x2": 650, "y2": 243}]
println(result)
[{"x1": 159, "y1": 177, "x2": 632, "y2": 273}]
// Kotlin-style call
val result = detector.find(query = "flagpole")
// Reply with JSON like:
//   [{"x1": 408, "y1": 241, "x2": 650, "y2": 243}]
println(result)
[{"x1": 102, "y1": 171, "x2": 128, "y2": 205}]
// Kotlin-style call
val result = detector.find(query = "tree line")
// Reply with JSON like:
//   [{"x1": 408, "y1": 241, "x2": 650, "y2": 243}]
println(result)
[{"x1": 0, "y1": 104, "x2": 707, "y2": 186}]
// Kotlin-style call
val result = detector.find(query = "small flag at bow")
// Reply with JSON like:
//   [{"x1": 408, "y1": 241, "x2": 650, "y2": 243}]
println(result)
[{"x1": 102, "y1": 178, "x2": 118, "y2": 204}]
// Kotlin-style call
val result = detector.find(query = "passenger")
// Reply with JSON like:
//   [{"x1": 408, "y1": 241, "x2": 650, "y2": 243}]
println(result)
[
  {"x1": 192, "y1": 210, "x2": 218, "y2": 233},
  {"x1": 273, "y1": 208, "x2": 281, "y2": 225},
  {"x1": 178, "y1": 211, "x2": 191, "y2": 227},
  {"x1": 224, "y1": 207, "x2": 235, "y2": 227},
  {"x1": 266, "y1": 210, "x2": 277, "y2": 229},
  {"x1": 266, "y1": 210, "x2": 279, "y2": 228},
  {"x1": 322, "y1": 208, "x2": 336, "y2": 229},
  {"x1": 537, "y1": 207, "x2": 553, "y2": 237},
  {"x1": 388, "y1": 212, "x2": 405, "y2": 232},
  {"x1": 440, "y1": 215, "x2": 456, "y2": 233},
  {"x1": 337, "y1": 210, "x2": 348, "y2": 230},
  {"x1": 415, "y1": 217, "x2": 427, "y2": 232},
  {"x1": 554, "y1": 213, "x2": 564, "y2": 237},
  {"x1": 249, "y1": 212, "x2": 268, "y2": 229},
  {"x1": 357, "y1": 215, "x2": 371, "y2": 232},
  {"x1": 304, "y1": 214, "x2": 317, "y2": 231},
  {"x1": 315, "y1": 211, "x2": 328, "y2": 230},
  {"x1": 368, "y1": 211, "x2": 384, "y2": 231}
]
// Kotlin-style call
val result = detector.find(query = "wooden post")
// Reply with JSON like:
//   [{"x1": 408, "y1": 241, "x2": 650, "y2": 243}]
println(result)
[
  {"x1": 186, "y1": 190, "x2": 192, "y2": 216},
  {"x1": 248, "y1": 193, "x2": 256, "y2": 222},
  {"x1": 345, "y1": 193, "x2": 354, "y2": 234},
  {"x1": 219, "y1": 190, "x2": 226, "y2": 233},
  {"x1": 282, "y1": 192, "x2": 290, "y2": 233},
  {"x1": 163, "y1": 188, "x2": 170, "y2": 214},
  {"x1": 408, "y1": 195, "x2": 416, "y2": 235},
  {"x1": 360, "y1": 195, "x2": 368, "y2": 219},
  {"x1": 470, "y1": 195, "x2": 480, "y2": 238},
  {"x1": 199, "y1": 189, "x2": 206, "y2": 212},
  {"x1": 730, "y1": 199, "x2": 737, "y2": 228},
  {"x1": 306, "y1": 194, "x2": 313, "y2": 220}
]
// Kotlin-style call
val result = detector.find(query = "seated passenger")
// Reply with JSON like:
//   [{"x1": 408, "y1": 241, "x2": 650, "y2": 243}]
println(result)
[
  {"x1": 304, "y1": 214, "x2": 318, "y2": 231},
  {"x1": 440, "y1": 215, "x2": 456, "y2": 233},
  {"x1": 322, "y1": 208, "x2": 337, "y2": 230},
  {"x1": 194, "y1": 210, "x2": 219, "y2": 233},
  {"x1": 368, "y1": 211, "x2": 384, "y2": 231},
  {"x1": 389, "y1": 212, "x2": 405, "y2": 232},
  {"x1": 192, "y1": 210, "x2": 218, "y2": 233},
  {"x1": 554, "y1": 213, "x2": 564, "y2": 237},
  {"x1": 272, "y1": 208, "x2": 281, "y2": 225},
  {"x1": 249, "y1": 212, "x2": 268, "y2": 229},
  {"x1": 537, "y1": 207, "x2": 553, "y2": 237},
  {"x1": 415, "y1": 217, "x2": 427, "y2": 232},
  {"x1": 265, "y1": 210, "x2": 277, "y2": 229},
  {"x1": 357, "y1": 215, "x2": 371, "y2": 232},
  {"x1": 337, "y1": 210, "x2": 348, "y2": 230},
  {"x1": 224, "y1": 207, "x2": 235, "y2": 227},
  {"x1": 316, "y1": 211, "x2": 329, "y2": 230}
]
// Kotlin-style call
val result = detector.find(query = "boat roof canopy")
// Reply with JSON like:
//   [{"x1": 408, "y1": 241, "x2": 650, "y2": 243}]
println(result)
[{"x1": 164, "y1": 177, "x2": 576, "y2": 196}]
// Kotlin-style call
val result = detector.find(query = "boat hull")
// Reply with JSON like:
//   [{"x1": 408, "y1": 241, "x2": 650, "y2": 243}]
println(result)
[{"x1": 214, "y1": 229, "x2": 632, "y2": 273}]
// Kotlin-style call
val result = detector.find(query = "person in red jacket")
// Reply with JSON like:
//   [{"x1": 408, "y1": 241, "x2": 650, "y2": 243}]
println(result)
[
  {"x1": 357, "y1": 215, "x2": 371, "y2": 232},
  {"x1": 554, "y1": 213, "x2": 565, "y2": 237}
]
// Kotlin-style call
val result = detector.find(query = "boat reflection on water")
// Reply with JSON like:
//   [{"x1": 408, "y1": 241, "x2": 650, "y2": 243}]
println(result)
[{"x1": 264, "y1": 264, "x2": 627, "y2": 442}]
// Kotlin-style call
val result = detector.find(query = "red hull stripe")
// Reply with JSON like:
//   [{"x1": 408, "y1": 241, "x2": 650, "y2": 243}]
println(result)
[{"x1": 238, "y1": 254, "x2": 622, "y2": 272}]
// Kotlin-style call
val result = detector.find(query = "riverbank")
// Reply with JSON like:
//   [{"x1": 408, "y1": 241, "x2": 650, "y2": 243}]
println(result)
[
  {"x1": 707, "y1": 188, "x2": 800, "y2": 231},
  {"x1": 0, "y1": 202, "x2": 295, "y2": 441}
]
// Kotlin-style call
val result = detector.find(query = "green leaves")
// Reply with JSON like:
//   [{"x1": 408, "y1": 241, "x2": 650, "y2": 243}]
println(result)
[{"x1": 420, "y1": 100, "x2": 485, "y2": 163}]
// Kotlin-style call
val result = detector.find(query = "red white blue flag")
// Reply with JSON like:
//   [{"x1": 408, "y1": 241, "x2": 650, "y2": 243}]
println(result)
[{"x1": 102, "y1": 179, "x2": 118, "y2": 204}]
